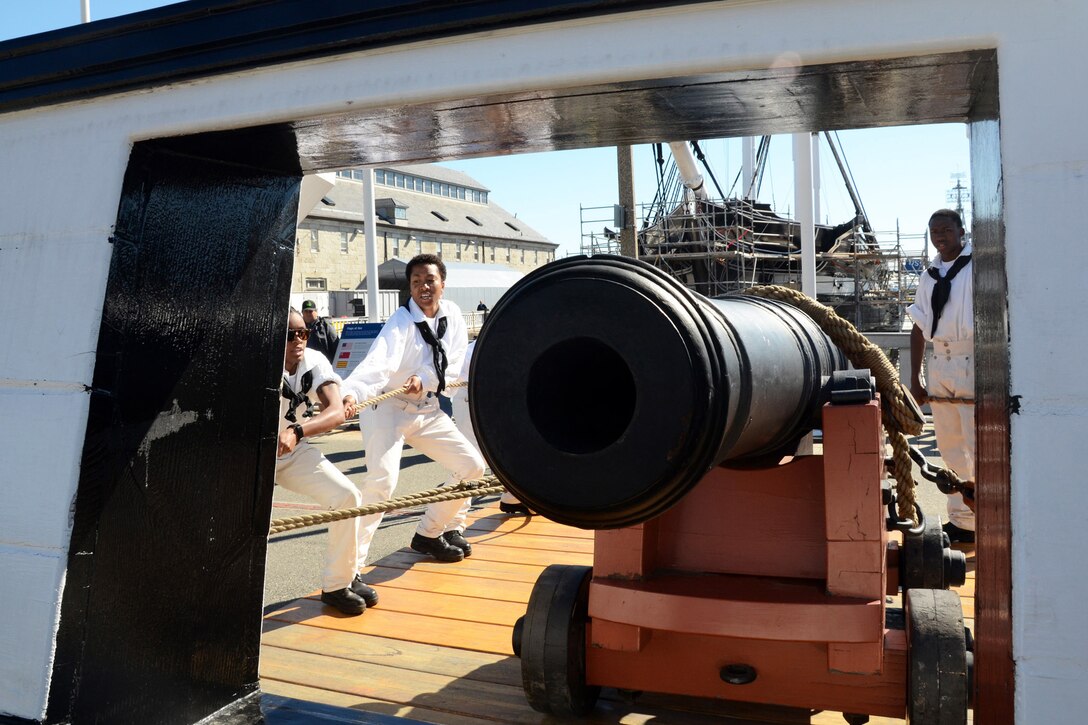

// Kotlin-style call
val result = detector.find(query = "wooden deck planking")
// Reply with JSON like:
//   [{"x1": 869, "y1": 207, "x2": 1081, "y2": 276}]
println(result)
[{"x1": 262, "y1": 504, "x2": 976, "y2": 724}]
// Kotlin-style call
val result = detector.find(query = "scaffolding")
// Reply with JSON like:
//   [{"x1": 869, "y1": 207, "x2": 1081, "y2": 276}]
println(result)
[{"x1": 580, "y1": 199, "x2": 928, "y2": 333}]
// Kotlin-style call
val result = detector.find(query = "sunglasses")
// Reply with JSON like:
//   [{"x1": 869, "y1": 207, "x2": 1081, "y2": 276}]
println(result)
[{"x1": 287, "y1": 328, "x2": 310, "y2": 341}]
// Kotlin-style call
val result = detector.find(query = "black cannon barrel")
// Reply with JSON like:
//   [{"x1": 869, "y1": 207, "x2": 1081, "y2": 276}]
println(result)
[{"x1": 469, "y1": 255, "x2": 847, "y2": 529}]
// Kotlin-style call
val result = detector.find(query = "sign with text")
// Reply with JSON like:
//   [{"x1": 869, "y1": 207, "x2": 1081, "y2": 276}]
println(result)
[{"x1": 332, "y1": 322, "x2": 383, "y2": 378}]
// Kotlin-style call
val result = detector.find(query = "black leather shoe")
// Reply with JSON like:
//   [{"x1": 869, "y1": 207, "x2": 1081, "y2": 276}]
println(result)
[
  {"x1": 499, "y1": 501, "x2": 533, "y2": 516},
  {"x1": 943, "y1": 521, "x2": 975, "y2": 544},
  {"x1": 443, "y1": 530, "x2": 472, "y2": 557},
  {"x1": 411, "y1": 533, "x2": 465, "y2": 562},
  {"x1": 320, "y1": 587, "x2": 366, "y2": 615},
  {"x1": 350, "y1": 575, "x2": 380, "y2": 608}
]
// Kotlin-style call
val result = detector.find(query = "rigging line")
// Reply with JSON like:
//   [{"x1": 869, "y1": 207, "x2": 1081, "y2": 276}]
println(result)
[
  {"x1": 752, "y1": 135, "x2": 771, "y2": 200},
  {"x1": 690, "y1": 140, "x2": 726, "y2": 199},
  {"x1": 831, "y1": 130, "x2": 872, "y2": 231}
]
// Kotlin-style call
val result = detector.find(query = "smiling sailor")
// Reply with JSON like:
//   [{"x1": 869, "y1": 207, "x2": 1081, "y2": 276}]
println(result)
[{"x1": 342, "y1": 254, "x2": 486, "y2": 580}]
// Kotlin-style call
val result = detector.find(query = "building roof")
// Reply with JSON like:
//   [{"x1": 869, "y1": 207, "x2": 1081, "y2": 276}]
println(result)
[
  {"x1": 363, "y1": 259, "x2": 524, "y2": 290},
  {"x1": 309, "y1": 164, "x2": 555, "y2": 247}
]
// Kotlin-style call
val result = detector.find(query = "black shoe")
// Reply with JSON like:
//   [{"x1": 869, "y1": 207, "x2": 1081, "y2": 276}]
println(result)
[
  {"x1": 411, "y1": 533, "x2": 465, "y2": 562},
  {"x1": 320, "y1": 587, "x2": 366, "y2": 615},
  {"x1": 443, "y1": 530, "x2": 472, "y2": 557},
  {"x1": 350, "y1": 575, "x2": 380, "y2": 608},
  {"x1": 499, "y1": 501, "x2": 533, "y2": 516},
  {"x1": 943, "y1": 521, "x2": 976, "y2": 544}
]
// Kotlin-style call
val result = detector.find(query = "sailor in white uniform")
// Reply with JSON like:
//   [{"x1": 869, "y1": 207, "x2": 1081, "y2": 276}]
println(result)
[
  {"x1": 907, "y1": 209, "x2": 976, "y2": 542},
  {"x1": 342, "y1": 254, "x2": 486, "y2": 569},
  {"x1": 277, "y1": 309, "x2": 374, "y2": 615}
]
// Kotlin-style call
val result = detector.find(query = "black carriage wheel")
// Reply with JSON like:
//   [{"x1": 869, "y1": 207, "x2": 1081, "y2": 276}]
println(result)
[
  {"x1": 906, "y1": 588, "x2": 969, "y2": 724},
  {"x1": 520, "y1": 564, "x2": 600, "y2": 716}
]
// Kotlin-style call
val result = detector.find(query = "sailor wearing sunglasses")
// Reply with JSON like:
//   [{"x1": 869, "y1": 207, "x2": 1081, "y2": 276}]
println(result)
[{"x1": 275, "y1": 308, "x2": 374, "y2": 615}]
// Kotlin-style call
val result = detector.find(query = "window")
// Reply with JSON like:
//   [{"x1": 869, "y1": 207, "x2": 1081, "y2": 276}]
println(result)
[
  {"x1": 466, "y1": 215, "x2": 482, "y2": 227},
  {"x1": 431, "y1": 211, "x2": 449, "y2": 222},
  {"x1": 534, "y1": 250, "x2": 539, "y2": 264},
  {"x1": 395, "y1": 207, "x2": 407, "y2": 220},
  {"x1": 340, "y1": 231, "x2": 349, "y2": 254},
  {"x1": 505, "y1": 221, "x2": 520, "y2": 232},
  {"x1": 305, "y1": 277, "x2": 327, "y2": 291},
  {"x1": 456, "y1": 243, "x2": 462, "y2": 261},
  {"x1": 474, "y1": 244, "x2": 480, "y2": 261},
  {"x1": 352, "y1": 169, "x2": 365, "y2": 181},
  {"x1": 520, "y1": 247, "x2": 525, "y2": 263},
  {"x1": 310, "y1": 229, "x2": 319, "y2": 253},
  {"x1": 490, "y1": 245, "x2": 495, "y2": 262},
  {"x1": 505, "y1": 245, "x2": 511, "y2": 262},
  {"x1": 375, "y1": 169, "x2": 386, "y2": 184}
]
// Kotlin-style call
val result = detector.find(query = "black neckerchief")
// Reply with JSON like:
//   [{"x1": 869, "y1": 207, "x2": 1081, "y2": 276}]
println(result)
[
  {"x1": 281, "y1": 368, "x2": 314, "y2": 423},
  {"x1": 927, "y1": 254, "x2": 971, "y2": 337},
  {"x1": 406, "y1": 301, "x2": 448, "y2": 394}
]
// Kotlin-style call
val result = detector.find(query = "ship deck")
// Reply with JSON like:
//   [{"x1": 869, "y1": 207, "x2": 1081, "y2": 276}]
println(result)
[{"x1": 260, "y1": 502, "x2": 975, "y2": 724}]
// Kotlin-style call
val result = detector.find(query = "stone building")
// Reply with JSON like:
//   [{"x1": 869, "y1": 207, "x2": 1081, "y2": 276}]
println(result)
[{"x1": 294, "y1": 163, "x2": 557, "y2": 315}]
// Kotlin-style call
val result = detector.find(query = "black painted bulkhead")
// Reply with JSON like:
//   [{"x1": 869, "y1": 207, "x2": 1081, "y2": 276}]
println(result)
[{"x1": 46, "y1": 130, "x2": 301, "y2": 724}]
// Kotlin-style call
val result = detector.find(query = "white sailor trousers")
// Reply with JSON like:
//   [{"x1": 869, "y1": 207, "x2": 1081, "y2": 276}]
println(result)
[
  {"x1": 927, "y1": 339, "x2": 975, "y2": 530},
  {"x1": 275, "y1": 442, "x2": 362, "y2": 591},
  {"x1": 357, "y1": 397, "x2": 486, "y2": 561}
]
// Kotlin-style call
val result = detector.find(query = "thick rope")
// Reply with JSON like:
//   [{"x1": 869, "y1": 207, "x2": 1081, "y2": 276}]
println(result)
[
  {"x1": 269, "y1": 475, "x2": 502, "y2": 535},
  {"x1": 344, "y1": 380, "x2": 467, "y2": 418},
  {"x1": 742, "y1": 285, "x2": 925, "y2": 524}
]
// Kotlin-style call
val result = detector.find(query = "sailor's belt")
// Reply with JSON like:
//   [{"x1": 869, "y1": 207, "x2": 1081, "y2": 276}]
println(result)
[{"x1": 930, "y1": 339, "x2": 973, "y2": 355}]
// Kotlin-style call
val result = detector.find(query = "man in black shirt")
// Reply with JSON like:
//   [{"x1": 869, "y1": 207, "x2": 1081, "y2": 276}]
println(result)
[{"x1": 301, "y1": 299, "x2": 340, "y2": 363}]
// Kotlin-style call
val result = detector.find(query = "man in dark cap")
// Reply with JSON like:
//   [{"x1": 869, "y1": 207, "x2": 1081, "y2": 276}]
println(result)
[{"x1": 301, "y1": 299, "x2": 340, "y2": 363}]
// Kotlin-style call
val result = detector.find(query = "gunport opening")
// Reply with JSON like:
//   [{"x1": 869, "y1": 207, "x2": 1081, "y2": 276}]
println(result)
[{"x1": 526, "y1": 337, "x2": 636, "y2": 455}]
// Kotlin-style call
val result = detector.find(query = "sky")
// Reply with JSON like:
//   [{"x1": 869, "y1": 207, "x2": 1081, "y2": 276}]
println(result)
[{"x1": 1, "y1": 1, "x2": 971, "y2": 258}]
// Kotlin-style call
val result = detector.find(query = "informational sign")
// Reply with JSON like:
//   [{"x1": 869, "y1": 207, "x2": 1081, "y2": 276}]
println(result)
[{"x1": 332, "y1": 322, "x2": 383, "y2": 377}]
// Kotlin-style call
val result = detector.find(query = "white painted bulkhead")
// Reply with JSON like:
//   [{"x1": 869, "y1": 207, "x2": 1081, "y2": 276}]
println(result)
[{"x1": 0, "y1": 0, "x2": 1084, "y2": 720}]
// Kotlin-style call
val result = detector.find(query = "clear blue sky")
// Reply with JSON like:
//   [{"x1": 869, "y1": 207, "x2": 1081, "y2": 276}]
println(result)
[{"x1": 1, "y1": 1, "x2": 970, "y2": 257}]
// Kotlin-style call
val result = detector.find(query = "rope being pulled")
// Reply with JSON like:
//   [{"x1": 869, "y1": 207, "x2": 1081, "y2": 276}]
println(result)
[
  {"x1": 742, "y1": 285, "x2": 929, "y2": 525},
  {"x1": 269, "y1": 379, "x2": 482, "y2": 535},
  {"x1": 270, "y1": 476, "x2": 503, "y2": 535},
  {"x1": 344, "y1": 380, "x2": 467, "y2": 417}
]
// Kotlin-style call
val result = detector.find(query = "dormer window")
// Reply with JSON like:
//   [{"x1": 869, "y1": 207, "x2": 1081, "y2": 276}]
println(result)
[
  {"x1": 376, "y1": 198, "x2": 408, "y2": 224},
  {"x1": 466, "y1": 215, "x2": 483, "y2": 227},
  {"x1": 432, "y1": 211, "x2": 449, "y2": 221},
  {"x1": 505, "y1": 221, "x2": 520, "y2": 232}
]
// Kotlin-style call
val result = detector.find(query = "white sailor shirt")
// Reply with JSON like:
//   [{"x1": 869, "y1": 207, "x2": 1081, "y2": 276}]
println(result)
[
  {"x1": 279, "y1": 348, "x2": 342, "y2": 463},
  {"x1": 340, "y1": 298, "x2": 467, "y2": 403},
  {"x1": 906, "y1": 242, "x2": 974, "y2": 343}
]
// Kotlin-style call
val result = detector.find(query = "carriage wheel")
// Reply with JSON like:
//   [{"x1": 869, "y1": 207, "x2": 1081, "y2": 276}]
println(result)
[
  {"x1": 906, "y1": 588, "x2": 969, "y2": 724},
  {"x1": 520, "y1": 564, "x2": 600, "y2": 716}
]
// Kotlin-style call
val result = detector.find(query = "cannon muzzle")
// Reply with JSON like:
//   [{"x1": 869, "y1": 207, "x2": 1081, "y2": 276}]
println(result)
[{"x1": 470, "y1": 255, "x2": 847, "y2": 529}]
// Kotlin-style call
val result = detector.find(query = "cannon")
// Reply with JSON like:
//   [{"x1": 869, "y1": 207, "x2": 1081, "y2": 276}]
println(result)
[{"x1": 471, "y1": 256, "x2": 971, "y2": 723}]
